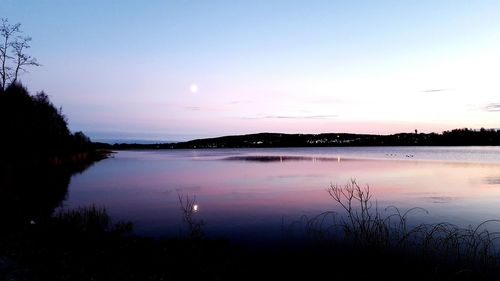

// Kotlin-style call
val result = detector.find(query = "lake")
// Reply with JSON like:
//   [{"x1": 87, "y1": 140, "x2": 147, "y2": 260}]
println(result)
[{"x1": 61, "y1": 147, "x2": 500, "y2": 241}]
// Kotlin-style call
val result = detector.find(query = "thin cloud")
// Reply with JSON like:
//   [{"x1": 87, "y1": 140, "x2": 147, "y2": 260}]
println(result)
[
  {"x1": 422, "y1": 89, "x2": 449, "y2": 93},
  {"x1": 185, "y1": 106, "x2": 202, "y2": 111},
  {"x1": 309, "y1": 97, "x2": 345, "y2": 104},
  {"x1": 263, "y1": 114, "x2": 338, "y2": 119},
  {"x1": 225, "y1": 100, "x2": 252, "y2": 105},
  {"x1": 184, "y1": 106, "x2": 224, "y2": 112},
  {"x1": 483, "y1": 103, "x2": 500, "y2": 112}
]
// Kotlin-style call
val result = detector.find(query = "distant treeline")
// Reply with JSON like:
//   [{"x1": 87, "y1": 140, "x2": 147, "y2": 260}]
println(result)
[{"x1": 100, "y1": 129, "x2": 500, "y2": 150}]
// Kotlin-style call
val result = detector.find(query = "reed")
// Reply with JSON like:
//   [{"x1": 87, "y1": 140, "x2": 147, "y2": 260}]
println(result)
[
  {"x1": 286, "y1": 179, "x2": 500, "y2": 272},
  {"x1": 178, "y1": 194, "x2": 205, "y2": 239},
  {"x1": 54, "y1": 204, "x2": 132, "y2": 234}
]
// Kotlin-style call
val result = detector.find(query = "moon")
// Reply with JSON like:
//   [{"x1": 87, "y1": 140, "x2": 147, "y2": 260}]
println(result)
[{"x1": 190, "y1": 84, "x2": 199, "y2": 93}]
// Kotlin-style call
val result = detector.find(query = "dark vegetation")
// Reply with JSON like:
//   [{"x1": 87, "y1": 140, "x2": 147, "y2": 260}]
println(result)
[
  {"x1": 286, "y1": 180, "x2": 500, "y2": 279},
  {"x1": 3, "y1": 187, "x2": 500, "y2": 280},
  {"x1": 0, "y1": 83, "x2": 102, "y2": 158},
  {"x1": 0, "y1": 83, "x2": 114, "y2": 280},
  {"x1": 101, "y1": 129, "x2": 500, "y2": 150},
  {"x1": 0, "y1": 83, "x2": 109, "y2": 227}
]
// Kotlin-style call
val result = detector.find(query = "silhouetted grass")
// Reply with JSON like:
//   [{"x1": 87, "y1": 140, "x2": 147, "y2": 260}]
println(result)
[
  {"x1": 54, "y1": 205, "x2": 133, "y2": 235},
  {"x1": 284, "y1": 179, "x2": 500, "y2": 278}
]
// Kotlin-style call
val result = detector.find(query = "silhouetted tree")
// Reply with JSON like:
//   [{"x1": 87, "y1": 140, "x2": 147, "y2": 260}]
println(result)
[
  {"x1": 0, "y1": 18, "x2": 39, "y2": 91},
  {"x1": 72, "y1": 131, "x2": 92, "y2": 150},
  {"x1": 0, "y1": 83, "x2": 102, "y2": 226},
  {"x1": 0, "y1": 83, "x2": 71, "y2": 157}
]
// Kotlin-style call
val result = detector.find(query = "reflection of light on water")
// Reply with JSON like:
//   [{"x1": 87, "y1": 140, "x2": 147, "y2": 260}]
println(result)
[
  {"x1": 337, "y1": 156, "x2": 341, "y2": 163},
  {"x1": 193, "y1": 204, "x2": 199, "y2": 212},
  {"x1": 280, "y1": 156, "x2": 282, "y2": 163}
]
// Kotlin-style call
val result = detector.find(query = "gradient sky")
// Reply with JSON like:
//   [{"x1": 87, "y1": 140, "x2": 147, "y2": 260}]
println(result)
[{"x1": 3, "y1": 0, "x2": 500, "y2": 141}]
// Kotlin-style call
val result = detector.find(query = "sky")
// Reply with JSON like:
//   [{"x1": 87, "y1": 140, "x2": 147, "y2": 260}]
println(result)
[{"x1": 3, "y1": 0, "x2": 500, "y2": 141}]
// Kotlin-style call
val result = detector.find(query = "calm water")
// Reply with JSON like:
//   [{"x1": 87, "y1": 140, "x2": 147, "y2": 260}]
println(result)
[{"x1": 62, "y1": 147, "x2": 500, "y2": 241}]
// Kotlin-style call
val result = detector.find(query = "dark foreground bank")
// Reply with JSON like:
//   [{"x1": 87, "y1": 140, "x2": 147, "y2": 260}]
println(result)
[{"x1": 2, "y1": 193, "x2": 500, "y2": 281}]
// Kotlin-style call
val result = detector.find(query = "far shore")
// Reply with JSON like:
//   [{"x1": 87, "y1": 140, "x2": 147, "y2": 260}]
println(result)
[{"x1": 93, "y1": 129, "x2": 500, "y2": 150}]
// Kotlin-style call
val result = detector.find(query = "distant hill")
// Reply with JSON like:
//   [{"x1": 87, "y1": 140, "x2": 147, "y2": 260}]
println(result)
[
  {"x1": 104, "y1": 129, "x2": 500, "y2": 150},
  {"x1": 92, "y1": 138, "x2": 177, "y2": 145}
]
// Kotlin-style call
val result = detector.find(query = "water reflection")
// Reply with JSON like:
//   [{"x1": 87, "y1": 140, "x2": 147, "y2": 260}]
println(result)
[
  {"x1": 483, "y1": 177, "x2": 500, "y2": 185},
  {"x1": 423, "y1": 196, "x2": 456, "y2": 204},
  {"x1": 63, "y1": 149, "x2": 500, "y2": 240},
  {"x1": 225, "y1": 155, "x2": 349, "y2": 162},
  {"x1": 0, "y1": 157, "x2": 101, "y2": 227}
]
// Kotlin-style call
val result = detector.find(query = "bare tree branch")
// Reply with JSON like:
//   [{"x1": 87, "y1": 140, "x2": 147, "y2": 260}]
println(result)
[
  {"x1": 0, "y1": 18, "x2": 39, "y2": 91},
  {"x1": 11, "y1": 36, "x2": 40, "y2": 85}
]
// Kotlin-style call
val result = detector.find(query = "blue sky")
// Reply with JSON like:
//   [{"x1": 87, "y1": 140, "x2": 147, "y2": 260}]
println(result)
[{"x1": 3, "y1": 0, "x2": 500, "y2": 141}]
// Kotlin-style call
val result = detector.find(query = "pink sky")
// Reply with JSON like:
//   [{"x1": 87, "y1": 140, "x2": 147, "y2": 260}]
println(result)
[{"x1": 4, "y1": 1, "x2": 500, "y2": 141}]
